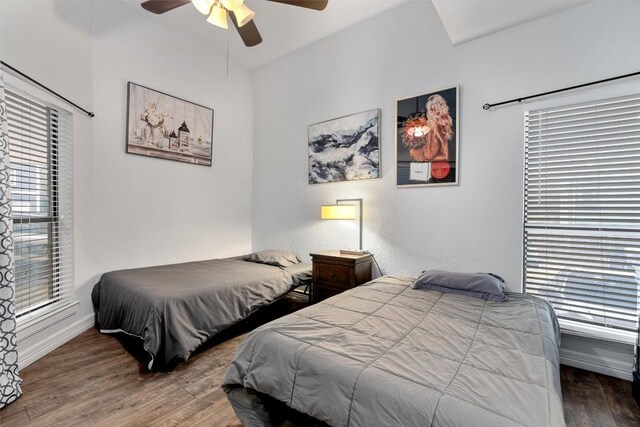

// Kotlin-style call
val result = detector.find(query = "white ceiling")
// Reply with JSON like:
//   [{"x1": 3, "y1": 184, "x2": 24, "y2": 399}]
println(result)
[
  {"x1": 122, "y1": 0, "x2": 592, "y2": 70},
  {"x1": 122, "y1": 0, "x2": 411, "y2": 70},
  {"x1": 431, "y1": 0, "x2": 591, "y2": 45}
]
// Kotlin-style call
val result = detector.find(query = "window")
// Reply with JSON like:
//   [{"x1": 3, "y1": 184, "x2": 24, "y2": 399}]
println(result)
[
  {"x1": 524, "y1": 93, "x2": 640, "y2": 340},
  {"x1": 5, "y1": 86, "x2": 75, "y2": 321}
]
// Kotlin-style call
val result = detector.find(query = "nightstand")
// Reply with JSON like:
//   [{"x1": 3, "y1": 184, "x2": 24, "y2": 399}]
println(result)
[{"x1": 310, "y1": 250, "x2": 372, "y2": 303}]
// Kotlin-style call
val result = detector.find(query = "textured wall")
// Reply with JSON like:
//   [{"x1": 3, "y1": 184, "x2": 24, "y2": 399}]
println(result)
[
  {"x1": 251, "y1": 0, "x2": 640, "y2": 291},
  {"x1": 1, "y1": 0, "x2": 96, "y2": 361},
  {"x1": 1, "y1": 0, "x2": 254, "y2": 366},
  {"x1": 91, "y1": 0, "x2": 254, "y2": 273}
]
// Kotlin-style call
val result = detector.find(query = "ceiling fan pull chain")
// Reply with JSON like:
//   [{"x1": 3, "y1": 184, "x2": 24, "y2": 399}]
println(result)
[{"x1": 226, "y1": 27, "x2": 230, "y2": 77}]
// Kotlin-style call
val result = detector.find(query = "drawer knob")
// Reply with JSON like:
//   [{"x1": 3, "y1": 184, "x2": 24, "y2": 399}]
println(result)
[{"x1": 330, "y1": 273, "x2": 335, "y2": 277}]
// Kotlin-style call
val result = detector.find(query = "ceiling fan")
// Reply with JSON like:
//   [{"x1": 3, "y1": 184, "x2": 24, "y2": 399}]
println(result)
[{"x1": 141, "y1": 0, "x2": 329, "y2": 47}]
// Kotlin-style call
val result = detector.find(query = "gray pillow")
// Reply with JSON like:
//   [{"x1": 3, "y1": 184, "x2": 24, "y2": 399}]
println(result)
[
  {"x1": 412, "y1": 270, "x2": 506, "y2": 302},
  {"x1": 243, "y1": 250, "x2": 301, "y2": 268}
]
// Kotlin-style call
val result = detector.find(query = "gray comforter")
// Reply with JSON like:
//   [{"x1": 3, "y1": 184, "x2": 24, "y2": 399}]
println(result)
[
  {"x1": 223, "y1": 276, "x2": 564, "y2": 427},
  {"x1": 92, "y1": 257, "x2": 311, "y2": 369}
]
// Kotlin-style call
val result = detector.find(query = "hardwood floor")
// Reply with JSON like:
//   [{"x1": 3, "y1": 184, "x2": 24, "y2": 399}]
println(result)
[
  {"x1": 0, "y1": 295, "x2": 307, "y2": 427},
  {"x1": 0, "y1": 327, "x2": 245, "y2": 426},
  {"x1": 2, "y1": 297, "x2": 640, "y2": 426},
  {"x1": 562, "y1": 365, "x2": 640, "y2": 427}
]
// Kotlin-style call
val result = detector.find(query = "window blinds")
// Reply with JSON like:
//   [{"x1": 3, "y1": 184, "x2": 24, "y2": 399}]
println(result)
[
  {"x1": 524, "y1": 93, "x2": 640, "y2": 334},
  {"x1": 5, "y1": 88, "x2": 74, "y2": 317}
]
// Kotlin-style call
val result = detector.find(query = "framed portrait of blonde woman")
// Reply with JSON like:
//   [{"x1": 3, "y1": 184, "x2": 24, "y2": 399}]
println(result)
[{"x1": 395, "y1": 86, "x2": 459, "y2": 187}]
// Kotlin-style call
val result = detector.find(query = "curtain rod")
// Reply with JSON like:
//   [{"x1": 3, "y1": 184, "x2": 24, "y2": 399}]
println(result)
[
  {"x1": 482, "y1": 70, "x2": 640, "y2": 111},
  {"x1": 1, "y1": 61, "x2": 95, "y2": 118}
]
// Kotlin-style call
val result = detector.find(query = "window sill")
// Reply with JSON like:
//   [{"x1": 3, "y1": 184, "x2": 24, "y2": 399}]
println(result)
[
  {"x1": 16, "y1": 300, "x2": 80, "y2": 342},
  {"x1": 559, "y1": 319, "x2": 636, "y2": 345}
]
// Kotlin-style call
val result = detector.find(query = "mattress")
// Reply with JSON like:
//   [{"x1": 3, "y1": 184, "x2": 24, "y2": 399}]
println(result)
[
  {"x1": 91, "y1": 256, "x2": 311, "y2": 369},
  {"x1": 223, "y1": 275, "x2": 564, "y2": 427}
]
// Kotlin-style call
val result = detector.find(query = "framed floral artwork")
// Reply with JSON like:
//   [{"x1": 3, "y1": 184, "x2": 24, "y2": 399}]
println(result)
[
  {"x1": 126, "y1": 82, "x2": 214, "y2": 166},
  {"x1": 396, "y1": 86, "x2": 459, "y2": 187}
]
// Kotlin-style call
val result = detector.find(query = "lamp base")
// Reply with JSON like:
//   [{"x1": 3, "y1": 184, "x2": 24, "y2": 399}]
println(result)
[{"x1": 340, "y1": 249, "x2": 367, "y2": 256}]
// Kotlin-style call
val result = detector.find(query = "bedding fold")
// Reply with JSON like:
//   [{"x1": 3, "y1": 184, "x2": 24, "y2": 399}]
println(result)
[
  {"x1": 222, "y1": 276, "x2": 564, "y2": 427},
  {"x1": 92, "y1": 257, "x2": 310, "y2": 369}
]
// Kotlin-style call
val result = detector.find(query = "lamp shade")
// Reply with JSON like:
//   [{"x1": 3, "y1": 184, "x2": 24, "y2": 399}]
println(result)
[
  {"x1": 207, "y1": 3, "x2": 228, "y2": 29},
  {"x1": 321, "y1": 205, "x2": 356, "y2": 220},
  {"x1": 233, "y1": 3, "x2": 255, "y2": 27},
  {"x1": 221, "y1": 0, "x2": 244, "y2": 11}
]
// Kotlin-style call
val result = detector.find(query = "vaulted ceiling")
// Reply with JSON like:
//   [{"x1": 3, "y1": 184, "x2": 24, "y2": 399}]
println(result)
[
  {"x1": 431, "y1": 0, "x2": 590, "y2": 45},
  {"x1": 124, "y1": 0, "x2": 591, "y2": 70}
]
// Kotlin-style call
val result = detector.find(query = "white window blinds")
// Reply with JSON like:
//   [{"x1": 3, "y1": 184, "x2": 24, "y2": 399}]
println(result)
[
  {"x1": 5, "y1": 87, "x2": 75, "y2": 318},
  {"x1": 524, "y1": 93, "x2": 640, "y2": 335}
]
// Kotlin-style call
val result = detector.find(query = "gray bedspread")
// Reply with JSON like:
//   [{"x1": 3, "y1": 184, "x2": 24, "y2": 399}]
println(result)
[
  {"x1": 92, "y1": 257, "x2": 311, "y2": 369},
  {"x1": 223, "y1": 276, "x2": 564, "y2": 427}
]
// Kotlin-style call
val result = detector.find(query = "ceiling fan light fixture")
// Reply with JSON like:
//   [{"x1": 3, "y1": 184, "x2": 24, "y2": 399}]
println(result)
[
  {"x1": 233, "y1": 3, "x2": 255, "y2": 27},
  {"x1": 221, "y1": 0, "x2": 244, "y2": 11},
  {"x1": 207, "y1": 3, "x2": 229, "y2": 29},
  {"x1": 141, "y1": 0, "x2": 329, "y2": 47},
  {"x1": 192, "y1": 0, "x2": 214, "y2": 15}
]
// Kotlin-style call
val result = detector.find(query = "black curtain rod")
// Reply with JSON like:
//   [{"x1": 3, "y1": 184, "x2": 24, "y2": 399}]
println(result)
[
  {"x1": 1, "y1": 61, "x2": 95, "y2": 118},
  {"x1": 482, "y1": 70, "x2": 640, "y2": 111}
]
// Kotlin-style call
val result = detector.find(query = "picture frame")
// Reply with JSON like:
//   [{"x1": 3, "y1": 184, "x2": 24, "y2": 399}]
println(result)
[
  {"x1": 395, "y1": 86, "x2": 459, "y2": 187},
  {"x1": 308, "y1": 108, "x2": 381, "y2": 184},
  {"x1": 126, "y1": 82, "x2": 214, "y2": 166}
]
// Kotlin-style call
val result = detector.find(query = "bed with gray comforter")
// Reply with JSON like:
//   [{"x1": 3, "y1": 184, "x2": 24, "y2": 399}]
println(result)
[
  {"x1": 223, "y1": 276, "x2": 564, "y2": 427},
  {"x1": 91, "y1": 256, "x2": 311, "y2": 369}
]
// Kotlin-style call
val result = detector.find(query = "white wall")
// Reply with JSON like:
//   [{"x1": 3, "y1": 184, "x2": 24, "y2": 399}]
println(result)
[
  {"x1": 1, "y1": 0, "x2": 638, "y2": 377},
  {"x1": 250, "y1": 0, "x2": 640, "y2": 379},
  {"x1": 1, "y1": 0, "x2": 97, "y2": 366},
  {"x1": 0, "y1": 0, "x2": 254, "y2": 367},
  {"x1": 251, "y1": 0, "x2": 640, "y2": 291},
  {"x1": 91, "y1": 0, "x2": 254, "y2": 273}
]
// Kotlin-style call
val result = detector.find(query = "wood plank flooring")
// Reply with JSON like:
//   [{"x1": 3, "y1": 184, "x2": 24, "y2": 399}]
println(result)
[
  {"x1": 2, "y1": 296, "x2": 640, "y2": 426},
  {"x1": 562, "y1": 365, "x2": 640, "y2": 427}
]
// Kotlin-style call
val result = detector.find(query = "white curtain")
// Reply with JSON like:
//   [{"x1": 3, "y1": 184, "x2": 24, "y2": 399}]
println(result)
[{"x1": 0, "y1": 70, "x2": 22, "y2": 408}]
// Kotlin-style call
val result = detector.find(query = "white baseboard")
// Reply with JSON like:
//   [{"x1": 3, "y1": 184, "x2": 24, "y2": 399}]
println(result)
[
  {"x1": 560, "y1": 346, "x2": 633, "y2": 381},
  {"x1": 18, "y1": 313, "x2": 94, "y2": 370}
]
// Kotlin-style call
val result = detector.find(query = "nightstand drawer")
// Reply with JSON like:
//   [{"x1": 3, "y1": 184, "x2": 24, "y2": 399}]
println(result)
[
  {"x1": 316, "y1": 263, "x2": 351, "y2": 287},
  {"x1": 310, "y1": 251, "x2": 372, "y2": 304}
]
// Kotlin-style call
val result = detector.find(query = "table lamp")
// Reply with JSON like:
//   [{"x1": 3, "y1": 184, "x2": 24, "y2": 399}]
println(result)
[{"x1": 320, "y1": 198, "x2": 364, "y2": 255}]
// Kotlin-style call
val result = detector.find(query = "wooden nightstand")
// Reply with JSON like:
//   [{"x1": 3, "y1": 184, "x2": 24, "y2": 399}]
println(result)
[{"x1": 310, "y1": 250, "x2": 372, "y2": 303}]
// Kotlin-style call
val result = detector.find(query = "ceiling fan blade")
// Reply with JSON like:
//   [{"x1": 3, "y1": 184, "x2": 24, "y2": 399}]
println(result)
[
  {"x1": 266, "y1": 0, "x2": 328, "y2": 11},
  {"x1": 141, "y1": 0, "x2": 191, "y2": 14},
  {"x1": 230, "y1": 12, "x2": 263, "y2": 47}
]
